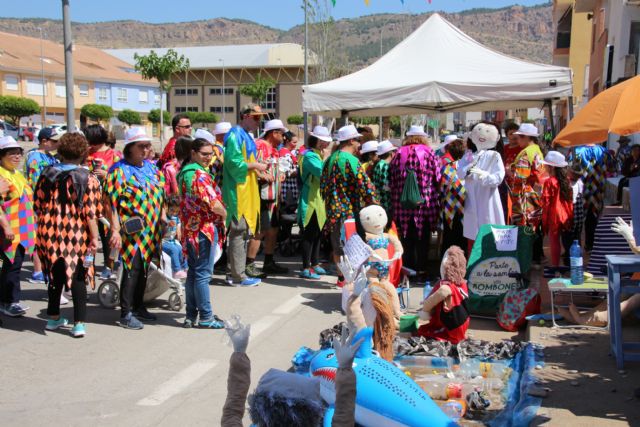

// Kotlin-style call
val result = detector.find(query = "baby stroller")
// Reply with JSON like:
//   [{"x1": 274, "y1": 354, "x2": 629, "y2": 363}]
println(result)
[{"x1": 96, "y1": 219, "x2": 184, "y2": 312}]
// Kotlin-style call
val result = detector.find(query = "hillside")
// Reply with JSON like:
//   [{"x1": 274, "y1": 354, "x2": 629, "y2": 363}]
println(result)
[{"x1": 0, "y1": 3, "x2": 553, "y2": 71}]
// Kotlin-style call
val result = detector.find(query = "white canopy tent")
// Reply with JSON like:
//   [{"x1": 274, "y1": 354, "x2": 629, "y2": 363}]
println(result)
[{"x1": 303, "y1": 13, "x2": 573, "y2": 117}]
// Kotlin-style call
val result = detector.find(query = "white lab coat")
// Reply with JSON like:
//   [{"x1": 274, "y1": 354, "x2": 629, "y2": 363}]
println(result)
[{"x1": 461, "y1": 150, "x2": 505, "y2": 240}]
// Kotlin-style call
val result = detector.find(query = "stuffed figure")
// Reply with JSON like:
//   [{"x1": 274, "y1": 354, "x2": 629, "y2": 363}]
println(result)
[
  {"x1": 416, "y1": 245, "x2": 470, "y2": 344},
  {"x1": 460, "y1": 122, "x2": 506, "y2": 243}
]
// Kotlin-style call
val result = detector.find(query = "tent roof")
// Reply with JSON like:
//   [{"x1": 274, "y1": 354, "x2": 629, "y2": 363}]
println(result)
[{"x1": 302, "y1": 13, "x2": 573, "y2": 116}]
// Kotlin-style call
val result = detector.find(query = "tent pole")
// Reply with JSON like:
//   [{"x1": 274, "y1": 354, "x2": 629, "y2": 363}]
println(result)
[
  {"x1": 341, "y1": 110, "x2": 348, "y2": 127},
  {"x1": 567, "y1": 96, "x2": 574, "y2": 120},
  {"x1": 545, "y1": 99, "x2": 556, "y2": 140}
]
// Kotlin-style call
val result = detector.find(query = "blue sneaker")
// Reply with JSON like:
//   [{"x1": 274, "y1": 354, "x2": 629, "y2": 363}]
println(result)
[
  {"x1": 119, "y1": 313, "x2": 144, "y2": 330},
  {"x1": 70, "y1": 323, "x2": 86, "y2": 338},
  {"x1": 29, "y1": 271, "x2": 46, "y2": 284},
  {"x1": 299, "y1": 269, "x2": 321, "y2": 280},
  {"x1": 2, "y1": 303, "x2": 27, "y2": 317},
  {"x1": 311, "y1": 265, "x2": 327, "y2": 275},
  {"x1": 233, "y1": 277, "x2": 261, "y2": 287},
  {"x1": 100, "y1": 268, "x2": 115, "y2": 280},
  {"x1": 198, "y1": 315, "x2": 224, "y2": 329},
  {"x1": 45, "y1": 317, "x2": 69, "y2": 331}
]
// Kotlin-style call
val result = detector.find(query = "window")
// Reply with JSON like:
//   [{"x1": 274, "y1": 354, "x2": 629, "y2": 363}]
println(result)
[
  {"x1": 154, "y1": 92, "x2": 161, "y2": 104},
  {"x1": 117, "y1": 88, "x2": 128, "y2": 103},
  {"x1": 139, "y1": 90, "x2": 148, "y2": 104},
  {"x1": 5, "y1": 75, "x2": 18, "y2": 91},
  {"x1": 98, "y1": 87, "x2": 108, "y2": 102},
  {"x1": 55, "y1": 82, "x2": 66, "y2": 98},
  {"x1": 175, "y1": 106, "x2": 198, "y2": 113},
  {"x1": 175, "y1": 88, "x2": 198, "y2": 96},
  {"x1": 209, "y1": 88, "x2": 234, "y2": 95},
  {"x1": 27, "y1": 78, "x2": 47, "y2": 96},
  {"x1": 262, "y1": 87, "x2": 277, "y2": 110},
  {"x1": 79, "y1": 83, "x2": 89, "y2": 97},
  {"x1": 209, "y1": 106, "x2": 234, "y2": 113}
]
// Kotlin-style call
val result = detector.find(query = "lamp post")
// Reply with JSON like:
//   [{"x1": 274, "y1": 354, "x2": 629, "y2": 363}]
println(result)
[
  {"x1": 38, "y1": 27, "x2": 47, "y2": 128},
  {"x1": 219, "y1": 59, "x2": 225, "y2": 120},
  {"x1": 62, "y1": 0, "x2": 75, "y2": 131},
  {"x1": 303, "y1": 0, "x2": 308, "y2": 143}
]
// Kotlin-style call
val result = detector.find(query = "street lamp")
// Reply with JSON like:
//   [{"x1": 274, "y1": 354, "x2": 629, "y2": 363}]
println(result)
[
  {"x1": 38, "y1": 27, "x2": 47, "y2": 128},
  {"x1": 219, "y1": 58, "x2": 225, "y2": 120}
]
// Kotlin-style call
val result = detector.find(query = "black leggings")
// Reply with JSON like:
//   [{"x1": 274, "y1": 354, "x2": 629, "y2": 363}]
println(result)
[
  {"x1": 0, "y1": 244, "x2": 25, "y2": 304},
  {"x1": 120, "y1": 251, "x2": 148, "y2": 316},
  {"x1": 98, "y1": 220, "x2": 111, "y2": 262},
  {"x1": 441, "y1": 213, "x2": 466, "y2": 259},
  {"x1": 47, "y1": 258, "x2": 87, "y2": 323},
  {"x1": 301, "y1": 213, "x2": 322, "y2": 269},
  {"x1": 584, "y1": 210, "x2": 599, "y2": 251},
  {"x1": 399, "y1": 220, "x2": 430, "y2": 273}
]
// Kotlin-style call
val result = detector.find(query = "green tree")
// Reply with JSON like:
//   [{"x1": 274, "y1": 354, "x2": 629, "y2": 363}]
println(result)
[
  {"x1": 134, "y1": 49, "x2": 190, "y2": 142},
  {"x1": 148, "y1": 108, "x2": 171, "y2": 124},
  {"x1": 186, "y1": 111, "x2": 218, "y2": 126},
  {"x1": 80, "y1": 104, "x2": 113, "y2": 123},
  {"x1": 0, "y1": 95, "x2": 40, "y2": 125},
  {"x1": 240, "y1": 75, "x2": 276, "y2": 105},
  {"x1": 287, "y1": 114, "x2": 304, "y2": 125},
  {"x1": 117, "y1": 109, "x2": 142, "y2": 126}
]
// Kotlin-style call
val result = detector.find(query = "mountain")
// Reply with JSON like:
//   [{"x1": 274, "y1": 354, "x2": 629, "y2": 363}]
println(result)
[{"x1": 0, "y1": 3, "x2": 553, "y2": 70}]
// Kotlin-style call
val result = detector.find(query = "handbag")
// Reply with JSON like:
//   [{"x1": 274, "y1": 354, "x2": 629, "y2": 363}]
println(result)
[
  {"x1": 123, "y1": 216, "x2": 145, "y2": 235},
  {"x1": 260, "y1": 159, "x2": 279, "y2": 202},
  {"x1": 400, "y1": 168, "x2": 424, "y2": 209}
]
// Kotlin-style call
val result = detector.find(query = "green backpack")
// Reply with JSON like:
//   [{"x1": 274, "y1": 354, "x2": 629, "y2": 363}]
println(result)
[{"x1": 400, "y1": 168, "x2": 424, "y2": 209}]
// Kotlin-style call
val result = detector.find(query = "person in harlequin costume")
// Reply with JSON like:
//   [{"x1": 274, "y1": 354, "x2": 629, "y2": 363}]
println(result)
[
  {"x1": 438, "y1": 137, "x2": 467, "y2": 257},
  {"x1": 417, "y1": 245, "x2": 470, "y2": 344},
  {"x1": 222, "y1": 104, "x2": 268, "y2": 287},
  {"x1": 320, "y1": 124, "x2": 378, "y2": 288},
  {"x1": 105, "y1": 127, "x2": 165, "y2": 330}
]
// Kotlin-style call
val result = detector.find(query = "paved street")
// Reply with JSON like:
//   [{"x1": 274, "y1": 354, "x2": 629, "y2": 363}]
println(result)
[{"x1": 0, "y1": 254, "x2": 349, "y2": 426}]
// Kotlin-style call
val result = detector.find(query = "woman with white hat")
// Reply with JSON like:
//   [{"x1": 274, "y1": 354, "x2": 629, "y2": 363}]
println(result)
[
  {"x1": 371, "y1": 140, "x2": 397, "y2": 212},
  {"x1": 359, "y1": 140, "x2": 379, "y2": 179},
  {"x1": 105, "y1": 127, "x2": 166, "y2": 330},
  {"x1": 539, "y1": 151, "x2": 573, "y2": 268}
]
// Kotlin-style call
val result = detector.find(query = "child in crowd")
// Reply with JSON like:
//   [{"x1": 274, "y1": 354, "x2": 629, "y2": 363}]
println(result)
[
  {"x1": 540, "y1": 151, "x2": 573, "y2": 268},
  {"x1": 562, "y1": 162, "x2": 585, "y2": 264},
  {"x1": 162, "y1": 195, "x2": 188, "y2": 279}
]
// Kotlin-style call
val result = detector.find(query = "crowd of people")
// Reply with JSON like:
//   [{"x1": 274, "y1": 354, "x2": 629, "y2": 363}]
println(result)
[{"x1": 0, "y1": 103, "x2": 633, "y2": 336}]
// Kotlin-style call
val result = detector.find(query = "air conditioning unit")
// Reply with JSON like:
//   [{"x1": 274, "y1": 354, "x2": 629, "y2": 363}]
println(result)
[{"x1": 624, "y1": 54, "x2": 637, "y2": 77}]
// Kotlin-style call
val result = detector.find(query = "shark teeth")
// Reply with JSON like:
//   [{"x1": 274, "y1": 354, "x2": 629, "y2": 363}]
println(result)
[{"x1": 312, "y1": 367, "x2": 337, "y2": 383}]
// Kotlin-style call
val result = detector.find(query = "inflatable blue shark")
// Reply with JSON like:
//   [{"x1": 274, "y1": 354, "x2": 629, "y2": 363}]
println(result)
[{"x1": 309, "y1": 327, "x2": 456, "y2": 427}]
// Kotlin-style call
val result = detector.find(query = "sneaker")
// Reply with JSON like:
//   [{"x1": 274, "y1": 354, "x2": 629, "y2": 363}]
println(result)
[
  {"x1": 183, "y1": 318, "x2": 195, "y2": 328},
  {"x1": 100, "y1": 268, "x2": 115, "y2": 280},
  {"x1": 173, "y1": 270, "x2": 188, "y2": 280},
  {"x1": 119, "y1": 313, "x2": 144, "y2": 330},
  {"x1": 335, "y1": 279, "x2": 346, "y2": 289},
  {"x1": 45, "y1": 317, "x2": 69, "y2": 331},
  {"x1": 232, "y1": 277, "x2": 261, "y2": 287},
  {"x1": 198, "y1": 315, "x2": 225, "y2": 329},
  {"x1": 311, "y1": 265, "x2": 327, "y2": 275},
  {"x1": 70, "y1": 323, "x2": 86, "y2": 338},
  {"x1": 245, "y1": 262, "x2": 267, "y2": 279},
  {"x1": 133, "y1": 307, "x2": 157, "y2": 321},
  {"x1": 2, "y1": 303, "x2": 27, "y2": 317},
  {"x1": 60, "y1": 293, "x2": 69, "y2": 305},
  {"x1": 28, "y1": 271, "x2": 46, "y2": 284},
  {"x1": 263, "y1": 261, "x2": 289, "y2": 274},
  {"x1": 299, "y1": 269, "x2": 321, "y2": 280}
]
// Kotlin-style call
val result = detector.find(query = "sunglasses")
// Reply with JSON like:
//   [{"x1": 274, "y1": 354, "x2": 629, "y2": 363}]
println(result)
[{"x1": 176, "y1": 124, "x2": 192, "y2": 129}]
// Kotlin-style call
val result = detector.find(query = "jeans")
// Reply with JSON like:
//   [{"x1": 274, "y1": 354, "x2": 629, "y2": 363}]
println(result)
[
  {"x1": 120, "y1": 251, "x2": 148, "y2": 317},
  {"x1": 162, "y1": 240, "x2": 187, "y2": 273},
  {"x1": 185, "y1": 231, "x2": 215, "y2": 322},
  {"x1": 47, "y1": 258, "x2": 87, "y2": 323},
  {"x1": 0, "y1": 244, "x2": 25, "y2": 304}
]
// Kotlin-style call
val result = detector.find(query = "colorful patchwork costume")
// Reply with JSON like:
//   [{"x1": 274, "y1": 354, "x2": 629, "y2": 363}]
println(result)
[
  {"x1": 372, "y1": 160, "x2": 392, "y2": 212},
  {"x1": 0, "y1": 166, "x2": 36, "y2": 263},
  {"x1": 510, "y1": 144, "x2": 544, "y2": 227},
  {"x1": 24, "y1": 149, "x2": 58, "y2": 190}
]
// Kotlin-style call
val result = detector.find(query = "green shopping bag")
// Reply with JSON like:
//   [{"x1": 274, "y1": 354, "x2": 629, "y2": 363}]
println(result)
[{"x1": 400, "y1": 168, "x2": 424, "y2": 208}]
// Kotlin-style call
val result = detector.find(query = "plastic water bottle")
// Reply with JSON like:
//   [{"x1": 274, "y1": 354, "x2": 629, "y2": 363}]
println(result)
[
  {"x1": 423, "y1": 281, "x2": 432, "y2": 302},
  {"x1": 570, "y1": 240, "x2": 584, "y2": 285}
]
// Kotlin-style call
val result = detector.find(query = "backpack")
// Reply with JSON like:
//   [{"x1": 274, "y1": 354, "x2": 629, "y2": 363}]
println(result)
[
  {"x1": 400, "y1": 168, "x2": 424, "y2": 209},
  {"x1": 39, "y1": 166, "x2": 90, "y2": 216},
  {"x1": 496, "y1": 288, "x2": 541, "y2": 332}
]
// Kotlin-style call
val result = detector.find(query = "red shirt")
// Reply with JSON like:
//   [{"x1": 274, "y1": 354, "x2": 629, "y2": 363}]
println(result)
[
  {"x1": 417, "y1": 280, "x2": 470, "y2": 344},
  {"x1": 159, "y1": 136, "x2": 177, "y2": 167},
  {"x1": 87, "y1": 148, "x2": 122, "y2": 175}
]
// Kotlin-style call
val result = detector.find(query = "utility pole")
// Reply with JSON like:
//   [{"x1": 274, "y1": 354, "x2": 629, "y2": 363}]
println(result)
[
  {"x1": 303, "y1": 0, "x2": 309, "y2": 143},
  {"x1": 38, "y1": 27, "x2": 47, "y2": 128},
  {"x1": 62, "y1": 0, "x2": 75, "y2": 131},
  {"x1": 219, "y1": 59, "x2": 225, "y2": 120}
]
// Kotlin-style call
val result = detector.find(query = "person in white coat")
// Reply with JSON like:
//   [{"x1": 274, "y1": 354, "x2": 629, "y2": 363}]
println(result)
[{"x1": 459, "y1": 122, "x2": 505, "y2": 251}]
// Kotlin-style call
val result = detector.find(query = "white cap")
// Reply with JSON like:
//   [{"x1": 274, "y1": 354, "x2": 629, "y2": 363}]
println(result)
[
  {"x1": 0, "y1": 136, "x2": 21, "y2": 150},
  {"x1": 336, "y1": 124, "x2": 362, "y2": 142},
  {"x1": 514, "y1": 123, "x2": 539, "y2": 137},
  {"x1": 213, "y1": 121, "x2": 232, "y2": 136},
  {"x1": 360, "y1": 140, "x2": 379, "y2": 154},
  {"x1": 261, "y1": 119, "x2": 288, "y2": 137},
  {"x1": 437, "y1": 134, "x2": 459, "y2": 151},
  {"x1": 377, "y1": 140, "x2": 398, "y2": 156},
  {"x1": 406, "y1": 125, "x2": 427, "y2": 137},
  {"x1": 194, "y1": 128, "x2": 215, "y2": 144},
  {"x1": 540, "y1": 150, "x2": 568, "y2": 167},
  {"x1": 124, "y1": 127, "x2": 152, "y2": 146},
  {"x1": 310, "y1": 125, "x2": 332, "y2": 142}
]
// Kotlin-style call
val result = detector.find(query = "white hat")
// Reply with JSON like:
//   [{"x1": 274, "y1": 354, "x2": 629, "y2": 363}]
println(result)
[
  {"x1": 0, "y1": 135, "x2": 21, "y2": 150},
  {"x1": 377, "y1": 140, "x2": 398, "y2": 156},
  {"x1": 360, "y1": 140, "x2": 379, "y2": 154},
  {"x1": 194, "y1": 128, "x2": 215, "y2": 144},
  {"x1": 336, "y1": 124, "x2": 362, "y2": 142},
  {"x1": 406, "y1": 125, "x2": 427, "y2": 137},
  {"x1": 514, "y1": 123, "x2": 539, "y2": 137},
  {"x1": 213, "y1": 121, "x2": 232, "y2": 136},
  {"x1": 124, "y1": 127, "x2": 151, "y2": 146},
  {"x1": 540, "y1": 150, "x2": 568, "y2": 167},
  {"x1": 261, "y1": 119, "x2": 288, "y2": 138},
  {"x1": 310, "y1": 125, "x2": 332, "y2": 143},
  {"x1": 438, "y1": 134, "x2": 459, "y2": 151}
]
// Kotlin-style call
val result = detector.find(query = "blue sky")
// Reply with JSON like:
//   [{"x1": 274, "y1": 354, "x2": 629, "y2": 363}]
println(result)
[{"x1": 5, "y1": 1, "x2": 549, "y2": 30}]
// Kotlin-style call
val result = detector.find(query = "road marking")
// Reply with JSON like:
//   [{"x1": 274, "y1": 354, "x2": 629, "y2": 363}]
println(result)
[
  {"x1": 137, "y1": 359, "x2": 218, "y2": 406},
  {"x1": 250, "y1": 315, "x2": 280, "y2": 339},
  {"x1": 272, "y1": 294, "x2": 313, "y2": 315}
]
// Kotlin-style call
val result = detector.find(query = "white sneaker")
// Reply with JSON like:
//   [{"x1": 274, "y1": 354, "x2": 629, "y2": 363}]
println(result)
[{"x1": 60, "y1": 294, "x2": 69, "y2": 305}]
